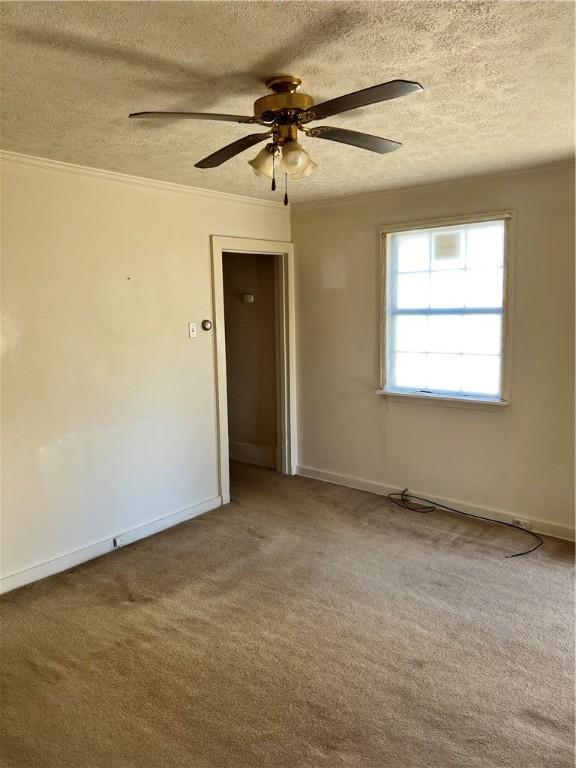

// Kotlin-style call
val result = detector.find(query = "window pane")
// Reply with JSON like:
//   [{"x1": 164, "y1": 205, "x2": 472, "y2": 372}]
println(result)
[
  {"x1": 462, "y1": 314, "x2": 502, "y2": 355},
  {"x1": 396, "y1": 272, "x2": 430, "y2": 309},
  {"x1": 466, "y1": 223, "x2": 505, "y2": 269},
  {"x1": 394, "y1": 315, "x2": 428, "y2": 352},
  {"x1": 461, "y1": 355, "x2": 500, "y2": 396},
  {"x1": 393, "y1": 353, "x2": 427, "y2": 388},
  {"x1": 427, "y1": 353, "x2": 462, "y2": 392},
  {"x1": 395, "y1": 232, "x2": 429, "y2": 272},
  {"x1": 430, "y1": 270, "x2": 465, "y2": 308},
  {"x1": 427, "y1": 314, "x2": 463, "y2": 353},
  {"x1": 464, "y1": 268, "x2": 503, "y2": 308}
]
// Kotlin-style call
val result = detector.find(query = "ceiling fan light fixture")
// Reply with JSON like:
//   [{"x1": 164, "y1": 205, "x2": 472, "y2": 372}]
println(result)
[
  {"x1": 131, "y1": 76, "x2": 423, "y2": 194},
  {"x1": 281, "y1": 140, "x2": 316, "y2": 180},
  {"x1": 248, "y1": 143, "x2": 278, "y2": 179},
  {"x1": 287, "y1": 158, "x2": 319, "y2": 180}
]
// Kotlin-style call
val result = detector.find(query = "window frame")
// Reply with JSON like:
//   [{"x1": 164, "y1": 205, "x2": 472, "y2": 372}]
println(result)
[{"x1": 379, "y1": 210, "x2": 513, "y2": 407}]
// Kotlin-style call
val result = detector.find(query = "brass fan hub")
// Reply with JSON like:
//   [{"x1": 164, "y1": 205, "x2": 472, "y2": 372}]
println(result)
[
  {"x1": 274, "y1": 124, "x2": 298, "y2": 145},
  {"x1": 254, "y1": 75, "x2": 313, "y2": 121}
]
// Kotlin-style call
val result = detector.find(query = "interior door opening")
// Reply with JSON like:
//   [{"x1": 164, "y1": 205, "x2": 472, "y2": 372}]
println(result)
[
  {"x1": 211, "y1": 235, "x2": 296, "y2": 504},
  {"x1": 223, "y1": 251, "x2": 279, "y2": 471}
]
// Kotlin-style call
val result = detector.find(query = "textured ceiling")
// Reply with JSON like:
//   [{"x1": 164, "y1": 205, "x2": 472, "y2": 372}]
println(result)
[{"x1": 0, "y1": 1, "x2": 574, "y2": 203}]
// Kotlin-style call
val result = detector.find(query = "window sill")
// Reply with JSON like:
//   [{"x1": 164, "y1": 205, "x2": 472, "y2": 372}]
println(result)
[{"x1": 377, "y1": 389, "x2": 510, "y2": 409}]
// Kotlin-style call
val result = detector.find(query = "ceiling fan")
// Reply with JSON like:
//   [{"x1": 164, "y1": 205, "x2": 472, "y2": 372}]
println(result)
[{"x1": 129, "y1": 75, "x2": 423, "y2": 203}]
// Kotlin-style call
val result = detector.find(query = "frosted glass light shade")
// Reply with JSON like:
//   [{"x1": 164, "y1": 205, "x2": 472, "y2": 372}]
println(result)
[
  {"x1": 288, "y1": 159, "x2": 319, "y2": 180},
  {"x1": 248, "y1": 144, "x2": 277, "y2": 179},
  {"x1": 281, "y1": 141, "x2": 318, "y2": 180}
]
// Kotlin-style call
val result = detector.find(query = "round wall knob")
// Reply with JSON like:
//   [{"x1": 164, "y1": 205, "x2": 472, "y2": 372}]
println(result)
[{"x1": 201, "y1": 319, "x2": 212, "y2": 331}]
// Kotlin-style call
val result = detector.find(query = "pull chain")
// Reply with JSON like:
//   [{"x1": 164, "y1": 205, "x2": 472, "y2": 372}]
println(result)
[
  {"x1": 271, "y1": 146, "x2": 276, "y2": 192},
  {"x1": 283, "y1": 172, "x2": 289, "y2": 206}
]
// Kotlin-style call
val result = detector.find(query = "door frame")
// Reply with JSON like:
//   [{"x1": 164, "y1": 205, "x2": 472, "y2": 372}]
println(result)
[{"x1": 211, "y1": 236, "x2": 297, "y2": 503}]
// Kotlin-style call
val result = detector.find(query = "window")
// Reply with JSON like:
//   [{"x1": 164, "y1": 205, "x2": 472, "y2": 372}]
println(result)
[{"x1": 382, "y1": 215, "x2": 510, "y2": 403}]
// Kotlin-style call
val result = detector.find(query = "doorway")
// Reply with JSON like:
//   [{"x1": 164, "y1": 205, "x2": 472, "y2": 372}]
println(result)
[
  {"x1": 211, "y1": 236, "x2": 296, "y2": 504},
  {"x1": 223, "y1": 251, "x2": 278, "y2": 470}
]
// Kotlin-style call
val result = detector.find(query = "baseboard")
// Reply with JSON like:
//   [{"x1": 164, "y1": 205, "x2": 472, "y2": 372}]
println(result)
[
  {"x1": 229, "y1": 441, "x2": 276, "y2": 468},
  {"x1": 296, "y1": 466, "x2": 575, "y2": 542},
  {"x1": 0, "y1": 495, "x2": 222, "y2": 595}
]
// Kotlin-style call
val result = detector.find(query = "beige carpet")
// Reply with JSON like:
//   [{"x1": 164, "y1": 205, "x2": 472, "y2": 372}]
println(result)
[{"x1": 1, "y1": 463, "x2": 574, "y2": 768}]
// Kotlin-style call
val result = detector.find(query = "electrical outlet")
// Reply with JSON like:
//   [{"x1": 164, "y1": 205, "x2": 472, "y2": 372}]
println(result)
[
  {"x1": 113, "y1": 535, "x2": 127, "y2": 548},
  {"x1": 512, "y1": 518, "x2": 533, "y2": 530}
]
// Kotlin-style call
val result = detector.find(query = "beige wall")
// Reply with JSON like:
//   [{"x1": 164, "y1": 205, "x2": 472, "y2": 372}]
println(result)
[
  {"x1": 2, "y1": 153, "x2": 573, "y2": 594},
  {"x1": 0, "y1": 154, "x2": 290, "y2": 589},
  {"x1": 292, "y1": 164, "x2": 575, "y2": 538},
  {"x1": 223, "y1": 252, "x2": 277, "y2": 467}
]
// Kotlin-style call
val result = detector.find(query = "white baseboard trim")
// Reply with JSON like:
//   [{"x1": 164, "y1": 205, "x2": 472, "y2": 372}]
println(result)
[
  {"x1": 0, "y1": 495, "x2": 222, "y2": 595},
  {"x1": 229, "y1": 441, "x2": 276, "y2": 469},
  {"x1": 296, "y1": 466, "x2": 575, "y2": 542}
]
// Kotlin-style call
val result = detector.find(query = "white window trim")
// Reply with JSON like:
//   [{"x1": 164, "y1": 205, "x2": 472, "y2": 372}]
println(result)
[{"x1": 378, "y1": 210, "x2": 514, "y2": 407}]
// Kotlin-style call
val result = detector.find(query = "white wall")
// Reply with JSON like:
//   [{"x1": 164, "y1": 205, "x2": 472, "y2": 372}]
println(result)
[
  {"x1": 223, "y1": 252, "x2": 277, "y2": 468},
  {"x1": 292, "y1": 164, "x2": 574, "y2": 539},
  {"x1": 0, "y1": 153, "x2": 290, "y2": 591}
]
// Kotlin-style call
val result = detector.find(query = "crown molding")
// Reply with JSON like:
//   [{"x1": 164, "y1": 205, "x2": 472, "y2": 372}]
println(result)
[
  {"x1": 0, "y1": 149, "x2": 286, "y2": 210},
  {"x1": 291, "y1": 159, "x2": 575, "y2": 211},
  {"x1": 3, "y1": 150, "x2": 571, "y2": 213}
]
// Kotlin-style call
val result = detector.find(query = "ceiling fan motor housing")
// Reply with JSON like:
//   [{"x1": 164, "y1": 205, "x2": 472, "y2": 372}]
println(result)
[{"x1": 253, "y1": 75, "x2": 314, "y2": 124}]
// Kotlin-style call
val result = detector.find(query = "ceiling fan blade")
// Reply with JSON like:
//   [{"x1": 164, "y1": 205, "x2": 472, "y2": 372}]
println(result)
[
  {"x1": 303, "y1": 79, "x2": 423, "y2": 122},
  {"x1": 195, "y1": 132, "x2": 272, "y2": 169},
  {"x1": 129, "y1": 111, "x2": 256, "y2": 124},
  {"x1": 306, "y1": 126, "x2": 401, "y2": 154}
]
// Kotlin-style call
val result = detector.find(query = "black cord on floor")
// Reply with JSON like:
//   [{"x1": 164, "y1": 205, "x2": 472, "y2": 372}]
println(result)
[{"x1": 387, "y1": 488, "x2": 544, "y2": 558}]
